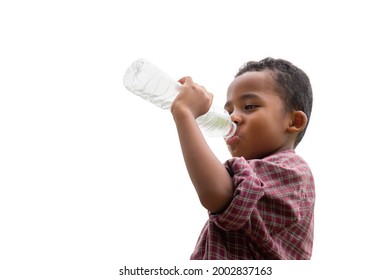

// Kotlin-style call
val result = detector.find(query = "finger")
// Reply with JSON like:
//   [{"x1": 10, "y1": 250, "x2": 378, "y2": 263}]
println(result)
[
  {"x1": 200, "y1": 85, "x2": 207, "y2": 91},
  {"x1": 178, "y1": 76, "x2": 193, "y2": 85}
]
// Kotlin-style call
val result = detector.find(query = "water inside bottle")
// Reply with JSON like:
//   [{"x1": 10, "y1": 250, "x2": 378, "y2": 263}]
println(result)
[
  {"x1": 123, "y1": 58, "x2": 181, "y2": 109},
  {"x1": 124, "y1": 58, "x2": 236, "y2": 138},
  {"x1": 196, "y1": 107, "x2": 236, "y2": 138}
]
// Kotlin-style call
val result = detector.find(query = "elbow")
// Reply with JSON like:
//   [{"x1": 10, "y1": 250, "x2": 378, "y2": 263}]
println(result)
[
  {"x1": 199, "y1": 189, "x2": 233, "y2": 214},
  {"x1": 200, "y1": 200, "x2": 225, "y2": 214}
]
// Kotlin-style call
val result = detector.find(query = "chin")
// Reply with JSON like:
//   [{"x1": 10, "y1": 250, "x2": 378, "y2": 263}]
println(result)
[{"x1": 228, "y1": 148, "x2": 239, "y2": 158}]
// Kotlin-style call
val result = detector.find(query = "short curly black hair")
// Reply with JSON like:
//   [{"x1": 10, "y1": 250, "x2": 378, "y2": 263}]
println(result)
[{"x1": 235, "y1": 57, "x2": 313, "y2": 147}]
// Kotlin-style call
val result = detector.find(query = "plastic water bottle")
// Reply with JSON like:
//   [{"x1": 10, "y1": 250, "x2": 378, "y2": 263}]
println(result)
[{"x1": 123, "y1": 58, "x2": 236, "y2": 138}]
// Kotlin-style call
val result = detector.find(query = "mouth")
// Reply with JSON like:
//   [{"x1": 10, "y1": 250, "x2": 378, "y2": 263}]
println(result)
[{"x1": 225, "y1": 135, "x2": 240, "y2": 146}]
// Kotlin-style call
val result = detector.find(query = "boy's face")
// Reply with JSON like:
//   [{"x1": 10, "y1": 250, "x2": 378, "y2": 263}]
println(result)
[{"x1": 224, "y1": 71, "x2": 293, "y2": 159}]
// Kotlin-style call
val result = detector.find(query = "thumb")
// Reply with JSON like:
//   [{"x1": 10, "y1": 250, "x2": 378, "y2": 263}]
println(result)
[{"x1": 178, "y1": 76, "x2": 193, "y2": 85}]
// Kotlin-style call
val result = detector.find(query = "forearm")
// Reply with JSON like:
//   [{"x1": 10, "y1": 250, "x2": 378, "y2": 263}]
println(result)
[{"x1": 172, "y1": 108, "x2": 233, "y2": 213}]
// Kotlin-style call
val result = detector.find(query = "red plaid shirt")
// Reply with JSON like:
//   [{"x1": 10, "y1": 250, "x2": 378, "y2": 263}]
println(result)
[{"x1": 190, "y1": 149, "x2": 315, "y2": 260}]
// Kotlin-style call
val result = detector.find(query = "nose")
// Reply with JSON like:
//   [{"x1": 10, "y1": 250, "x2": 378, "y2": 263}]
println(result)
[{"x1": 230, "y1": 112, "x2": 243, "y2": 125}]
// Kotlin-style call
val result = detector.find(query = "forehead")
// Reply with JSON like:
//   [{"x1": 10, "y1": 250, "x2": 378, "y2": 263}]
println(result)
[{"x1": 226, "y1": 70, "x2": 278, "y2": 100}]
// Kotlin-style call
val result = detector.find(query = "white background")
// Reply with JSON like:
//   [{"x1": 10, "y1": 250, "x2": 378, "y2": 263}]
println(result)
[{"x1": 1, "y1": 0, "x2": 389, "y2": 279}]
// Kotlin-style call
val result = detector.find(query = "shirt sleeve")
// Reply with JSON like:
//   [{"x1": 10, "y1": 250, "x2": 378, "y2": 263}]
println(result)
[
  {"x1": 208, "y1": 152, "x2": 315, "y2": 259},
  {"x1": 209, "y1": 157, "x2": 265, "y2": 231},
  {"x1": 209, "y1": 154, "x2": 313, "y2": 233}
]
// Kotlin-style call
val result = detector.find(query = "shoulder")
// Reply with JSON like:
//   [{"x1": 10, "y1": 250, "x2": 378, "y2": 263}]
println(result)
[
  {"x1": 262, "y1": 149, "x2": 311, "y2": 171},
  {"x1": 226, "y1": 149, "x2": 310, "y2": 173},
  {"x1": 225, "y1": 150, "x2": 313, "y2": 187}
]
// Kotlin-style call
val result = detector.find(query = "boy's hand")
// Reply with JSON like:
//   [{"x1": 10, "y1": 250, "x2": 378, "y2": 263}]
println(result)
[{"x1": 171, "y1": 76, "x2": 213, "y2": 119}]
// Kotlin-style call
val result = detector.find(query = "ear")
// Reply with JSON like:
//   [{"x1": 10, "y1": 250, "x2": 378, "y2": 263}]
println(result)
[{"x1": 286, "y1": 111, "x2": 308, "y2": 133}]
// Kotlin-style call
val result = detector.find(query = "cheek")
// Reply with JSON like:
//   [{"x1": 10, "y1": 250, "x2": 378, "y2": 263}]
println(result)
[
  {"x1": 247, "y1": 114, "x2": 283, "y2": 141},
  {"x1": 246, "y1": 116, "x2": 268, "y2": 135}
]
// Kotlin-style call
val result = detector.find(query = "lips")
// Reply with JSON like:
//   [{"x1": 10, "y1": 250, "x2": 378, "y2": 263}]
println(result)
[{"x1": 226, "y1": 135, "x2": 239, "y2": 146}]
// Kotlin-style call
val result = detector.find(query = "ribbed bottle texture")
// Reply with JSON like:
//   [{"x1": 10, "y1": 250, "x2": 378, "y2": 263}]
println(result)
[{"x1": 123, "y1": 58, "x2": 236, "y2": 138}]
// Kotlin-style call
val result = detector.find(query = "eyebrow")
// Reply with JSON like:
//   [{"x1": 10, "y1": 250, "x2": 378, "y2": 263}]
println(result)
[{"x1": 224, "y1": 93, "x2": 263, "y2": 108}]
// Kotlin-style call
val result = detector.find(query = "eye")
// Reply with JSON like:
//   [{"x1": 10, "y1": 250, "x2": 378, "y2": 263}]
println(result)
[{"x1": 244, "y1": 104, "x2": 258, "y2": 111}]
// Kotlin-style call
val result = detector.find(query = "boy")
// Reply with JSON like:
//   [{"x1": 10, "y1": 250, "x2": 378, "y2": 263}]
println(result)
[{"x1": 170, "y1": 57, "x2": 315, "y2": 260}]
